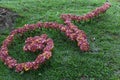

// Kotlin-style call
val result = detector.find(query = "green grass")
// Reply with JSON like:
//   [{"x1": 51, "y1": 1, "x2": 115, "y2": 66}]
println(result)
[{"x1": 0, "y1": 0, "x2": 120, "y2": 80}]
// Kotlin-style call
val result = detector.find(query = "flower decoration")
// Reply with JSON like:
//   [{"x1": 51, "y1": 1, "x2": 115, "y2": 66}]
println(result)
[{"x1": 0, "y1": 2, "x2": 111, "y2": 72}]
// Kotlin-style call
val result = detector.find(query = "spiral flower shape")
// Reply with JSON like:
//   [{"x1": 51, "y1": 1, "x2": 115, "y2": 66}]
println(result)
[{"x1": 0, "y1": 2, "x2": 111, "y2": 72}]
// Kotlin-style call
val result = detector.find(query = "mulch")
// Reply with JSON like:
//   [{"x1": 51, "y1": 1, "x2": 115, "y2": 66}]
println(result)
[{"x1": 0, "y1": 7, "x2": 19, "y2": 31}]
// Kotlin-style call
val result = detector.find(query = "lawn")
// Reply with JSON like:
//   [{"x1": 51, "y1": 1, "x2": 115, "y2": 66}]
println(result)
[{"x1": 0, "y1": 0, "x2": 120, "y2": 80}]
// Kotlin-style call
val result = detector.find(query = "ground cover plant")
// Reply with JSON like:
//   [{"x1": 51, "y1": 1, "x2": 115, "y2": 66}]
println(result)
[{"x1": 0, "y1": 0, "x2": 120, "y2": 80}]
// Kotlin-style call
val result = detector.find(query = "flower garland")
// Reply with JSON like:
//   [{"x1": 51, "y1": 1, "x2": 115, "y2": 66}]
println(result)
[
  {"x1": 0, "y1": 2, "x2": 111, "y2": 72},
  {"x1": 61, "y1": 2, "x2": 111, "y2": 24}
]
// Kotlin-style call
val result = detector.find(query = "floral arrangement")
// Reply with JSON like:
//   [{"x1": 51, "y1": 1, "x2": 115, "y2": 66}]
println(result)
[
  {"x1": 0, "y1": 2, "x2": 111, "y2": 72},
  {"x1": 61, "y1": 2, "x2": 111, "y2": 24}
]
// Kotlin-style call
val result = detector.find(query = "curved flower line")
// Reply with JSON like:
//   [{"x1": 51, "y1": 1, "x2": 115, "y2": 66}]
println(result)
[{"x1": 0, "y1": 2, "x2": 111, "y2": 72}]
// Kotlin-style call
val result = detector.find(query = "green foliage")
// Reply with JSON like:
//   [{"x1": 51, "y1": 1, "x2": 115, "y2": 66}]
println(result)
[{"x1": 0, "y1": 0, "x2": 120, "y2": 80}]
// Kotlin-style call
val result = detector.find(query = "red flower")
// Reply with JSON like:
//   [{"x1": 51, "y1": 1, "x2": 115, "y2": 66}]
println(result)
[{"x1": 0, "y1": 2, "x2": 111, "y2": 72}]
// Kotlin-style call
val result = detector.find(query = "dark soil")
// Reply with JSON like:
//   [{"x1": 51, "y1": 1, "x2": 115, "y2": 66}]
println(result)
[{"x1": 0, "y1": 7, "x2": 19, "y2": 32}]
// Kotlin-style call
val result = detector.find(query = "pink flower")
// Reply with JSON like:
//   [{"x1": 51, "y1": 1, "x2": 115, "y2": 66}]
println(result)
[{"x1": 0, "y1": 2, "x2": 111, "y2": 72}]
